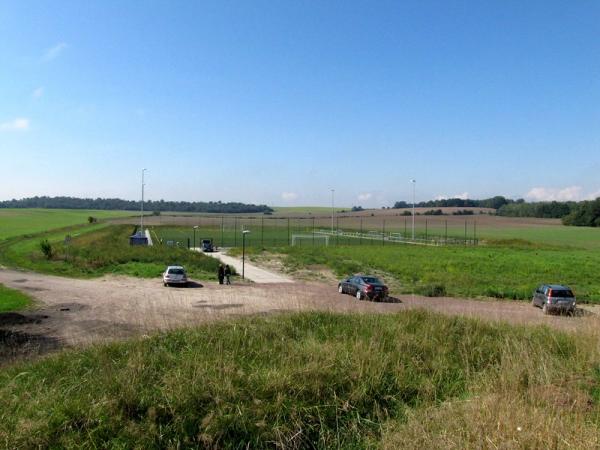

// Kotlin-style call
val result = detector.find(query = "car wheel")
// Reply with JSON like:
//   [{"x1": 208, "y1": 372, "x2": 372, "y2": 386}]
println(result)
[
  {"x1": 542, "y1": 304, "x2": 549, "y2": 315},
  {"x1": 338, "y1": 285, "x2": 344, "y2": 294},
  {"x1": 356, "y1": 290, "x2": 362, "y2": 300}
]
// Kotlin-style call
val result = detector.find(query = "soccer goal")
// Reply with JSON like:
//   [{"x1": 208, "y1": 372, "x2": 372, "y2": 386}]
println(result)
[{"x1": 291, "y1": 234, "x2": 329, "y2": 246}]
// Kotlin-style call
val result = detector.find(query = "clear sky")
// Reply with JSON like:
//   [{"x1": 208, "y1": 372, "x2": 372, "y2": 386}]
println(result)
[{"x1": 1, "y1": 0, "x2": 599, "y2": 207}]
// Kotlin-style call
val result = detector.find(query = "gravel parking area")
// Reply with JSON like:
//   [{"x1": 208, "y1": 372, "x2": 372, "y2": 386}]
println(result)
[{"x1": 0, "y1": 268, "x2": 597, "y2": 362}]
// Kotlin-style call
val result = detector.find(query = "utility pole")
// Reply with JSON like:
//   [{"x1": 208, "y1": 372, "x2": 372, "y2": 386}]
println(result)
[
  {"x1": 331, "y1": 189, "x2": 335, "y2": 233},
  {"x1": 141, "y1": 168, "x2": 147, "y2": 234},
  {"x1": 411, "y1": 179, "x2": 416, "y2": 240}
]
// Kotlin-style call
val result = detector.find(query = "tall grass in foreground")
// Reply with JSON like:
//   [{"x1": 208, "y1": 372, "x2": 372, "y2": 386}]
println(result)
[{"x1": 0, "y1": 311, "x2": 599, "y2": 448}]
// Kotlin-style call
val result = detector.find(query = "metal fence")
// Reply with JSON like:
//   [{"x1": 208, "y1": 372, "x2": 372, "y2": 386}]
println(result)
[{"x1": 151, "y1": 215, "x2": 480, "y2": 248}]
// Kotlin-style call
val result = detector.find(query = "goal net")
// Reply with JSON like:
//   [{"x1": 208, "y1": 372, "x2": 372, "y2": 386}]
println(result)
[{"x1": 291, "y1": 234, "x2": 329, "y2": 246}]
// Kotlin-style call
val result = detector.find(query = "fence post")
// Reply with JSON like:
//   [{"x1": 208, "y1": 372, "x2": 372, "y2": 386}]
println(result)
[
  {"x1": 287, "y1": 217, "x2": 290, "y2": 246},
  {"x1": 404, "y1": 217, "x2": 407, "y2": 238},
  {"x1": 221, "y1": 216, "x2": 224, "y2": 248},
  {"x1": 464, "y1": 220, "x2": 467, "y2": 245},
  {"x1": 234, "y1": 217, "x2": 237, "y2": 247},
  {"x1": 360, "y1": 218, "x2": 363, "y2": 245},
  {"x1": 312, "y1": 217, "x2": 315, "y2": 246},
  {"x1": 261, "y1": 216, "x2": 264, "y2": 248},
  {"x1": 445, "y1": 220, "x2": 448, "y2": 243},
  {"x1": 474, "y1": 220, "x2": 477, "y2": 245},
  {"x1": 336, "y1": 216, "x2": 339, "y2": 246},
  {"x1": 425, "y1": 219, "x2": 428, "y2": 241},
  {"x1": 382, "y1": 219, "x2": 386, "y2": 246}
]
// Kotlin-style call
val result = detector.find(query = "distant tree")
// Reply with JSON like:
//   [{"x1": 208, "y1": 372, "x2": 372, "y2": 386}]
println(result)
[
  {"x1": 563, "y1": 198, "x2": 600, "y2": 227},
  {"x1": 351, "y1": 206, "x2": 364, "y2": 212},
  {"x1": 87, "y1": 216, "x2": 96, "y2": 224},
  {"x1": 40, "y1": 239, "x2": 53, "y2": 259},
  {"x1": 151, "y1": 211, "x2": 161, "y2": 216}
]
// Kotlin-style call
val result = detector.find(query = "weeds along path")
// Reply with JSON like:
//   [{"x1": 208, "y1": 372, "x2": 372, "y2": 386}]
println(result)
[{"x1": 1, "y1": 267, "x2": 599, "y2": 362}]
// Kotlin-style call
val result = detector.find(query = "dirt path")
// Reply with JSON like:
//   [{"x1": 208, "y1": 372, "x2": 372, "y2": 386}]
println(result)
[
  {"x1": 200, "y1": 250, "x2": 294, "y2": 283},
  {"x1": 1, "y1": 268, "x2": 598, "y2": 362}
]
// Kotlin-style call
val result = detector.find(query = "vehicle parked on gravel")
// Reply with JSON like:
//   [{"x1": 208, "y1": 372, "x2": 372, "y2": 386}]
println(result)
[
  {"x1": 163, "y1": 266, "x2": 188, "y2": 287},
  {"x1": 338, "y1": 275, "x2": 389, "y2": 301},
  {"x1": 201, "y1": 239, "x2": 214, "y2": 252},
  {"x1": 532, "y1": 284, "x2": 576, "y2": 315}
]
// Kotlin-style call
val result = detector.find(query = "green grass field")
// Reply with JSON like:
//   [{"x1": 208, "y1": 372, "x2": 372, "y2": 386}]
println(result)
[
  {"x1": 0, "y1": 284, "x2": 33, "y2": 312},
  {"x1": 1, "y1": 310, "x2": 597, "y2": 448},
  {"x1": 0, "y1": 225, "x2": 222, "y2": 280},
  {"x1": 274, "y1": 244, "x2": 600, "y2": 302},
  {"x1": 0, "y1": 208, "x2": 135, "y2": 241}
]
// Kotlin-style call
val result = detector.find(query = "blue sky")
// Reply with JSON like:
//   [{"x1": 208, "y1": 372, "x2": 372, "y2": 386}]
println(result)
[{"x1": 1, "y1": 1, "x2": 599, "y2": 207}]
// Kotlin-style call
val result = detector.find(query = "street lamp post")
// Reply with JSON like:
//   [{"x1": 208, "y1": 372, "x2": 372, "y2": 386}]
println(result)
[
  {"x1": 141, "y1": 168, "x2": 147, "y2": 235},
  {"x1": 193, "y1": 225, "x2": 198, "y2": 249},
  {"x1": 242, "y1": 230, "x2": 251, "y2": 280},
  {"x1": 331, "y1": 189, "x2": 335, "y2": 233},
  {"x1": 411, "y1": 179, "x2": 416, "y2": 240}
]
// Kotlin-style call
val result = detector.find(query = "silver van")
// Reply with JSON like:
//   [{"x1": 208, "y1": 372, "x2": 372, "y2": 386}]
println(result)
[{"x1": 532, "y1": 284, "x2": 576, "y2": 314}]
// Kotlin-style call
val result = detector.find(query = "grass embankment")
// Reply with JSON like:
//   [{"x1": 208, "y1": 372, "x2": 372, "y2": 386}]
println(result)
[
  {"x1": 248, "y1": 244, "x2": 600, "y2": 302},
  {"x1": 0, "y1": 208, "x2": 134, "y2": 240},
  {"x1": 0, "y1": 225, "x2": 222, "y2": 280},
  {"x1": 0, "y1": 311, "x2": 598, "y2": 448},
  {"x1": 0, "y1": 284, "x2": 33, "y2": 312}
]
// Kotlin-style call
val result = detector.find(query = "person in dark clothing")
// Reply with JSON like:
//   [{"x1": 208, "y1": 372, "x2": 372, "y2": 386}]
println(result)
[
  {"x1": 224, "y1": 265, "x2": 231, "y2": 285},
  {"x1": 218, "y1": 264, "x2": 225, "y2": 285}
]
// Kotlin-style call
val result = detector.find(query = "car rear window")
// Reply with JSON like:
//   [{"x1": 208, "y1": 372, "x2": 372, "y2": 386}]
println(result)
[
  {"x1": 361, "y1": 277, "x2": 381, "y2": 284},
  {"x1": 168, "y1": 268, "x2": 185, "y2": 275},
  {"x1": 551, "y1": 290, "x2": 573, "y2": 298}
]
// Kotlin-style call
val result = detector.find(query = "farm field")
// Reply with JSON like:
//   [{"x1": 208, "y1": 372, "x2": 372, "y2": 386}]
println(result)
[{"x1": 0, "y1": 208, "x2": 135, "y2": 241}]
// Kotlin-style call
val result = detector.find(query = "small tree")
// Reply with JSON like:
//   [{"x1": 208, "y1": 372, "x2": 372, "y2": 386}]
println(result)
[
  {"x1": 40, "y1": 239, "x2": 53, "y2": 259},
  {"x1": 87, "y1": 216, "x2": 96, "y2": 224}
]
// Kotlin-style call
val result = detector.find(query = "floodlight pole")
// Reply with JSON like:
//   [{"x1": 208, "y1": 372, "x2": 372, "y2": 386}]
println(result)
[
  {"x1": 411, "y1": 179, "x2": 416, "y2": 240},
  {"x1": 141, "y1": 168, "x2": 147, "y2": 234},
  {"x1": 193, "y1": 225, "x2": 198, "y2": 249},
  {"x1": 242, "y1": 230, "x2": 251, "y2": 280},
  {"x1": 331, "y1": 189, "x2": 335, "y2": 233}
]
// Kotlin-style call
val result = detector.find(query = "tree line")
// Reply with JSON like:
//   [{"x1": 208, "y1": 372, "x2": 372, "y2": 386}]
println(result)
[
  {"x1": 0, "y1": 196, "x2": 274, "y2": 214},
  {"x1": 393, "y1": 196, "x2": 512, "y2": 210},
  {"x1": 392, "y1": 195, "x2": 600, "y2": 226}
]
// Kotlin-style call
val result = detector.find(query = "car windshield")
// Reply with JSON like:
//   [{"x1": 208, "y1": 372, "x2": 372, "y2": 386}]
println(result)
[
  {"x1": 168, "y1": 268, "x2": 185, "y2": 275},
  {"x1": 551, "y1": 289, "x2": 573, "y2": 298},
  {"x1": 361, "y1": 277, "x2": 381, "y2": 284}
]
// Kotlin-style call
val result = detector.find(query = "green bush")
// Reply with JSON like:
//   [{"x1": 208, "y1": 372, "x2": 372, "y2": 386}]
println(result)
[{"x1": 39, "y1": 239, "x2": 53, "y2": 259}]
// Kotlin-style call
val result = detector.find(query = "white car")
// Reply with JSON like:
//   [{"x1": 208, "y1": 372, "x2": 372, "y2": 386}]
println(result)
[{"x1": 163, "y1": 266, "x2": 188, "y2": 287}]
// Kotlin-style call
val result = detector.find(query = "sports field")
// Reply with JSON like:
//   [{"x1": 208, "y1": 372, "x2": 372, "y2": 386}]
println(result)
[
  {"x1": 148, "y1": 213, "x2": 600, "y2": 249},
  {"x1": 0, "y1": 209, "x2": 135, "y2": 240}
]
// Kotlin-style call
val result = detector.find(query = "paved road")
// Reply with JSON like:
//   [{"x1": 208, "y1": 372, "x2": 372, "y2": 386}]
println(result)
[{"x1": 197, "y1": 250, "x2": 294, "y2": 284}]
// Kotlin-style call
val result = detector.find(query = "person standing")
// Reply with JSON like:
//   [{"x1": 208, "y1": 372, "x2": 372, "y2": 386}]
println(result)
[
  {"x1": 224, "y1": 265, "x2": 231, "y2": 285},
  {"x1": 218, "y1": 264, "x2": 225, "y2": 285}
]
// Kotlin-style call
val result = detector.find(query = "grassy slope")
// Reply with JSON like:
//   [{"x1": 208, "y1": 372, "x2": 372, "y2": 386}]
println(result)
[
  {"x1": 276, "y1": 244, "x2": 600, "y2": 302},
  {"x1": 0, "y1": 311, "x2": 597, "y2": 448},
  {"x1": 0, "y1": 224, "x2": 222, "y2": 280},
  {"x1": 0, "y1": 284, "x2": 33, "y2": 312},
  {"x1": 0, "y1": 209, "x2": 135, "y2": 240}
]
